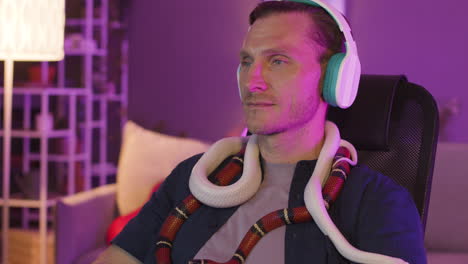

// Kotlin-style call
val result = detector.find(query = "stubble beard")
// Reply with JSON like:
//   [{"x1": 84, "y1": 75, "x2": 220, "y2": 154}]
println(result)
[{"x1": 245, "y1": 93, "x2": 320, "y2": 136}]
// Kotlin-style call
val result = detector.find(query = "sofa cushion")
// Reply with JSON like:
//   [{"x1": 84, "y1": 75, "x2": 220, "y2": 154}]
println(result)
[
  {"x1": 427, "y1": 251, "x2": 468, "y2": 264},
  {"x1": 424, "y1": 143, "x2": 468, "y2": 252},
  {"x1": 74, "y1": 246, "x2": 107, "y2": 264},
  {"x1": 116, "y1": 121, "x2": 209, "y2": 215},
  {"x1": 56, "y1": 184, "x2": 117, "y2": 264}
]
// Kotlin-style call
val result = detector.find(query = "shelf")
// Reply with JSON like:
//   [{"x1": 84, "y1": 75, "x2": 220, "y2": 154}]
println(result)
[
  {"x1": 0, "y1": 193, "x2": 62, "y2": 208},
  {"x1": 1, "y1": 1, "x2": 128, "y2": 263},
  {"x1": 28, "y1": 153, "x2": 88, "y2": 162},
  {"x1": 66, "y1": 18, "x2": 105, "y2": 27},
  {"x1": 110, "y1": 21, "x2": 124, "y2": 29},
  {"x1": 0, "y1": 129, "x2": 71, "y2": 138},
  {"x1": 15, "y1": 210, "x2": 54, "y2": 222},
  {"x1": 0, "y1": 87, "x2": 90, "y2": 96},
  {"x1": 79, "y1": 120, "x2": 104, "y2": 129},
  {"x1": 65, "y1": 48, "x2": 107, "y2": 56},
  {"x1": 66, "y1": 19, "x2": 123, "y2": 30},
  {"x1": 93, "y1": 93, "x2": 125, "y2": 102},
  {"x1": 92, "y1": 163, "x2": 117, "y2": 176}
]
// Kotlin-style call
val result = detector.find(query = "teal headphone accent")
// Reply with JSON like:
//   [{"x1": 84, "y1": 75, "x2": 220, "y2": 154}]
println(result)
[
  {"x1": 323, "y1": 53, "x2": 346, "y2": 107},
  {"x1": 284, "y1": 0, "x2": 361, "y2": 109},
  {"x1": 287, "y1": 0, "x2": 320, "y2": 7}
]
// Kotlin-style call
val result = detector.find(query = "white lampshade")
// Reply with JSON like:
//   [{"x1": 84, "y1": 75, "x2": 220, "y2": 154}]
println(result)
[{"x1": 0, "y1": 0, "x2": 65, "y2": 61}]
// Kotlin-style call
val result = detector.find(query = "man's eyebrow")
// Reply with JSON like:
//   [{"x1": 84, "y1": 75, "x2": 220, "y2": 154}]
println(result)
[
  {"x1": 239, "y1": 50, "x2": 251, "y2": 59},
  {"x1": 261, "y1": 48, "x2": 290, "y2": 56},
  {"x1": 239, "y1": 48, "x2": 291, "y2": 59}
]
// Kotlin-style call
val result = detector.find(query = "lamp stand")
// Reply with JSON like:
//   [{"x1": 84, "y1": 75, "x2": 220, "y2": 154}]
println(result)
[{"x1": 2, "y1": 59, "x2": 13, "y2": 263}]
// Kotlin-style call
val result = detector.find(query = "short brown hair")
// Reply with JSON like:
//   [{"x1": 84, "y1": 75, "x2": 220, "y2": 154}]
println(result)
[{"x1": 249, "y1": 1, "x2": 344, "y2": 64}]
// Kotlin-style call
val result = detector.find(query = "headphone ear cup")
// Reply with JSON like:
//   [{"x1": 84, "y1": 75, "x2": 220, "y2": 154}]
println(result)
[{"x1": 322, "y1": 53, "x2": 345, "y2": 107}]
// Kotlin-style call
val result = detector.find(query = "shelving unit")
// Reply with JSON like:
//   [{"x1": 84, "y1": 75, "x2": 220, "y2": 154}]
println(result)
[
  {"x1": 0, "y1": 0, "x2": 128, "y2": 263},
  {"x1": 0, "y1": 86, "x2": 91, "y2": 264}
]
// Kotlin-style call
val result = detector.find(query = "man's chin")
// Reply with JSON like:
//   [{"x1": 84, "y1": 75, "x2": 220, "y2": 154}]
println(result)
[{"x1": 246, "y1": 125, "x2": 282, "y2": 136}]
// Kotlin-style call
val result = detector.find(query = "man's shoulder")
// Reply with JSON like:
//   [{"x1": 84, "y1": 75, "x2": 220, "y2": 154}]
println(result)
[
  {"x1": 332, "y1": 163, "x2": 421, "y2": 242},
  {"x1": 335, "y1": 163, "x2": 416, "y2": 220},
  {"x1": 174, "y1": 153, "x2": 204, "y2": 173},
  {"x1": 166, "y1": 153, "x2": 204, "y2": 180},
  {"x1": 336, "y1": 165, "x2": 425, "y2": 263},
  {"x1": 347, "y1": 164, "x2": 410, "y2": 198}
]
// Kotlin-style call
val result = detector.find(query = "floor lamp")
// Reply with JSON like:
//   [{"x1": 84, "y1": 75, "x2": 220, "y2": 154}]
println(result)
[{"x1": 0, "y1": 1, "x2": 65, "y2": 263}]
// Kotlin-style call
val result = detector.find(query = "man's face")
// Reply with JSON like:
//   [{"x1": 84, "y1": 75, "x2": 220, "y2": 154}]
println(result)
[{"x1": 239, "y1": 12, "x2": 326, "y2": 135}]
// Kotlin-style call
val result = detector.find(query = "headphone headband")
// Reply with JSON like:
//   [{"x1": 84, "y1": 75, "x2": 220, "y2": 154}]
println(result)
[
  {"x1": 246, "y1": 0, "x2": 361, "y2": 108},
  {"x1": 285, "y1": 0, "x2": 357, "y2": 54}
]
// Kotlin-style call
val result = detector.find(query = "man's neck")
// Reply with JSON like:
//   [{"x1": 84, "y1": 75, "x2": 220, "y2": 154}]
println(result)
[{"x1": 257, "y1": 116, "x2": 326, "y2": 165}]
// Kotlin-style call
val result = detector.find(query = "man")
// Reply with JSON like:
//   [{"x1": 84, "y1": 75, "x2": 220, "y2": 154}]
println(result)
[{"x1": 95, "y1": 1, "x2": 426, "y2": 263}]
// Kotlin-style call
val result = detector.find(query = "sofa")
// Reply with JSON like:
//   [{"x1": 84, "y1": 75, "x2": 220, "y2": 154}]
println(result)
[
  {"x1": 425, "y1": 142, "x2": 468, "y2": 263},
  {"x1": 55, "y1": 121, "x2": 209, "y2": 264}
]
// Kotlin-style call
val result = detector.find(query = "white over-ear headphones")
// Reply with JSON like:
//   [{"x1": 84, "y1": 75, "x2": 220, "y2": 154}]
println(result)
[{"x1": 237, "y1": 0, "x2": 361, "y2": 109}]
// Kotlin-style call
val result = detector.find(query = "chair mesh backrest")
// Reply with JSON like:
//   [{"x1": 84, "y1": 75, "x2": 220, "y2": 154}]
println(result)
[{"x1": 352, "y1": 77, "x2": 439, "y2": 230}]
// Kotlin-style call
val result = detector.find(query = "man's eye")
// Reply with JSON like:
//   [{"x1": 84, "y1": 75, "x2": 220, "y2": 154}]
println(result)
[
  {"x1": 240, "y1": 60, "x2": 252, "y2": 67},
  {"x1": 271, "y1": 58, "x2": 287, "y2": 66}
]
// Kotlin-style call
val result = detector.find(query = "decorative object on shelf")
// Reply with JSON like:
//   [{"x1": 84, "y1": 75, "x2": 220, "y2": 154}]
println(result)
[
  {"x1": 438, "y1": 97, "x2": 460, "y2": 141},
  {"x1": 0, "y1": 1, "x2": 65, "y2": 264},
  {"x1": 64, "y1": 33, "x2": 97, "y2": 52},
  {"x1": 27, "y1": 64, "x2": 57, "y2": 85},
  {"x1": 35, "y1": 112, "x2": 54, "y2": 132},
  {"x1": 14, "y1": 170, "x2": 41, "y2": 200}
]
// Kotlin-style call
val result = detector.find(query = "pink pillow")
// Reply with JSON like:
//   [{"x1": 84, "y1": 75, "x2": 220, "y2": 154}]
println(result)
[
  {"x1": 106, "y1": 208, "x2": 140, "y2": 244},
  {"x1": 116, "y1": 121, "x2": 209, "y2": 216},
  {"x1": 106, "y1": 182, "x2": 163, "y2": 244}
]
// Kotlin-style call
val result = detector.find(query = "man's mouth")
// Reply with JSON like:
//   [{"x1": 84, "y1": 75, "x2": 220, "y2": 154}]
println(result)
[{"x1": 244, "y1": 101, "x2": 275, "y2": 108}]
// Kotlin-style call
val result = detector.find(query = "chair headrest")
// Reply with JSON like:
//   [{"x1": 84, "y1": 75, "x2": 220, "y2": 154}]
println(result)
[{"x1": 327, "y1": 75, "x2": 407, "y2": 151}]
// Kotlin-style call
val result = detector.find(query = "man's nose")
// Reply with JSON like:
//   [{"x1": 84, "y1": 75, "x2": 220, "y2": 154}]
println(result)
[{"x1": 246, "y1": 63, "x2": 267, "y2": 92}]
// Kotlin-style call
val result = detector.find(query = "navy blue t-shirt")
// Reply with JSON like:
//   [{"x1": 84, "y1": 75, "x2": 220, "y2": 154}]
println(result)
[{"x1": 113, "y1": 154, "x2": 427, "y2": 264}]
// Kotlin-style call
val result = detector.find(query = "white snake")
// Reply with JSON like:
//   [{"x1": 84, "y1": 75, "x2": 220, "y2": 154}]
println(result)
[{"x1": 189, "y1": 121, "x2": 408, "y2": 264}]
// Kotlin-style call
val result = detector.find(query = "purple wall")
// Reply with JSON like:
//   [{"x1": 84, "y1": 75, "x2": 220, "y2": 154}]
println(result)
[
  {"x1": 128, "y1": 0, "x2": 468, "y2": 142},
  {"x1": 348, "y1": 0, "x2": 468, "y2": 142},
  {"x1": 128, "y1": 0, "x2": 257, "y2": 142}
]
